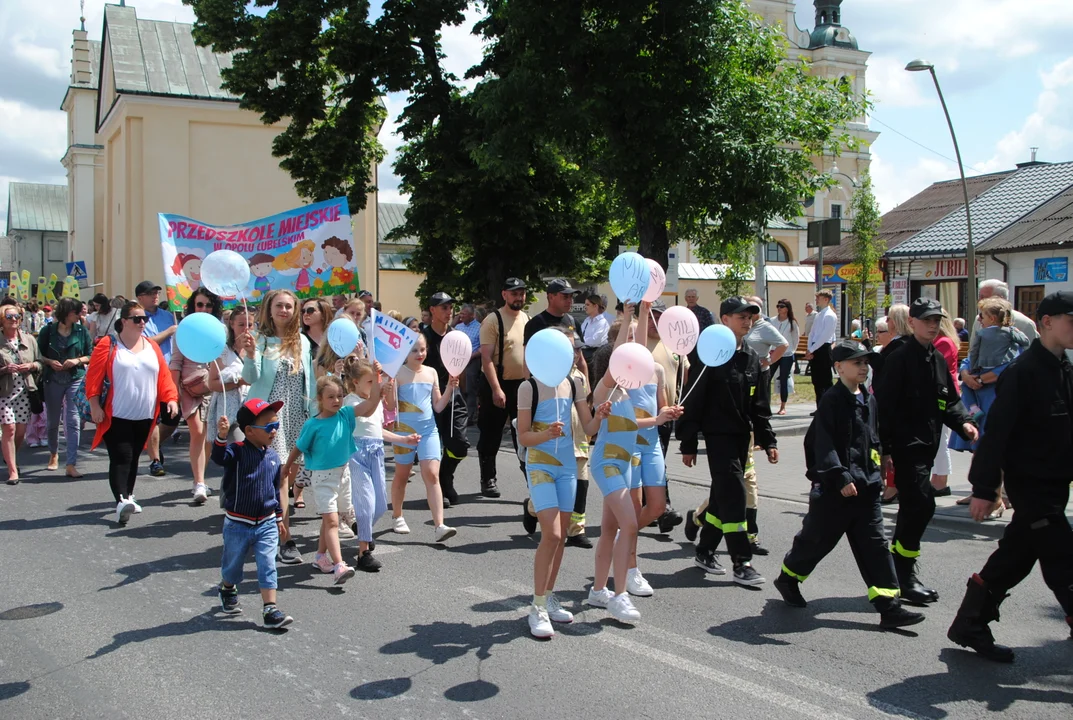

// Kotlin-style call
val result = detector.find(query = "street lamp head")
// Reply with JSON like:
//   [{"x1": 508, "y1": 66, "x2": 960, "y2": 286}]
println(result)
[{"x1": 905, "y1": 59, "x2": 934, "y2": 72}]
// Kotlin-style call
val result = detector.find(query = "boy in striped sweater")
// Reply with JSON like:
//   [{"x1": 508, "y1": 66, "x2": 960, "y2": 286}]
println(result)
[{"x1": 212, "y1": 399, "x2": 293, "y2": 629}]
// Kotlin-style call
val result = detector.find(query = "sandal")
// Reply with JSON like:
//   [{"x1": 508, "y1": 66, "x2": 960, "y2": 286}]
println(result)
[
  {"x1": 955, "y1": 496, "x2": 973, "y2": 506},
  {"x1": 294, "y1": 499, "x2": 306, "y2": 509},
  {"x1": 6, "y1": 477, "x2": 18, "y2": 485},
  {"x1": 65, "y1": 465, "x2": 83, "y2": 478},
  {"x1": 881, "y1": 492, "x2": 898, "y2": 505}
]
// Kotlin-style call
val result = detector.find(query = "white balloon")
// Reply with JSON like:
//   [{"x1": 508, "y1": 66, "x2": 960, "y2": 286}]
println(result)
[{"x1": 201, "y1": 250, "x2": 251, "y2": 297}]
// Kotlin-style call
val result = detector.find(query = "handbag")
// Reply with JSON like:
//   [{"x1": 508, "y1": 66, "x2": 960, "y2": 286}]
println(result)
[{"x1": 180, "y1": 367, "x2": 211, "y2": 398}]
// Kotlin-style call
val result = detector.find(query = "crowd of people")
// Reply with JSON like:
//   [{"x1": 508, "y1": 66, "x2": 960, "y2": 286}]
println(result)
[{"x1": 1, "y1": 275, "x2": 1069, "y2": 657}]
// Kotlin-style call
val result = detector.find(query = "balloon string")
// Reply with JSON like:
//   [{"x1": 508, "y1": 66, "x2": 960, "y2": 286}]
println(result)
[
  {"x1": 677, "y1": 354, "x2": 684, "y2": 405},
  {"x1": 450, "y1": 382, "x2": 455, "y2": 439},
  {"x1": 214, "y1": 358, "x2": 225, "y2": 429},
  {"x1": 677, "y1": 365, "x2": 707, "y2": 406}
]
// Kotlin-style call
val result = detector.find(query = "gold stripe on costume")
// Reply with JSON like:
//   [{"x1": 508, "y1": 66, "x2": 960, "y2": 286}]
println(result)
[
  {"x1": 605, "y1": 415, "x2": 638, "y2": 432},
  {"x1": 392, "y1": 445, "x2": 412, "y2": 456},
  {"x1": 528, "y1": 448, "x2": 564, "y2": 467},
  {"x1": 636, "y1": 434, "x2": 650, "y2": 446},
  {"x1": 634, "y1": 408, "x2": 653, "y2": 419},
  {"x1": 394, "y1": 422, "x2": 417, "y2": 435},
  {"x1": 529, "y1": 469, "x2": 555, "y2": 486},
  {"x1": 603, "y1": 465, "x2": 622, "y2": 478},
  {"x1": 397, "y1": 400, "x2": 422, "y2": 413},
  {"x1": 601, "y1": 443, "x2": 632, "y2": 462},
  {"x1": 631, "y1": 455, "x2": 641, "y2": 467},
  {"x1": 531, "y1": 421, "x2": 551, "y2": 432}
]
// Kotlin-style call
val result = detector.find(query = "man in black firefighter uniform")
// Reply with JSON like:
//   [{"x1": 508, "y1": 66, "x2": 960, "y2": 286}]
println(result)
[
  {"x1": 948, "y1": 290, "x2": 1073, "y2": 662},
  {"x1": 874, "y1": 297, "x2": 978, "y2": 605},
  {"x1": 423, "y1": 292, "x2": 471, "y2": 507},
  {"x1": 677, "y1": 296, "x2": 777, "y2": 587},
  {"x1": 774, "y1": 340, "x2": 924, "y2": 629}
]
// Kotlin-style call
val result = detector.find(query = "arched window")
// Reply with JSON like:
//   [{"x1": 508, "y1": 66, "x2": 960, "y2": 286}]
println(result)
[{"x1": 765, "y1": 241, "x2": 790, "y2": 263}]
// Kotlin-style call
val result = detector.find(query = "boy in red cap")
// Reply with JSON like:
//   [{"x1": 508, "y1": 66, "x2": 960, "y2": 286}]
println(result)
[{"x1": 212, "y1": 399, "x2": 293, "y2": 629}]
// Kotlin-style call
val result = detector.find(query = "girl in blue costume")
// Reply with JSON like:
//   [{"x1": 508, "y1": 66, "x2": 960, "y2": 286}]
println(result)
[
  {"x1": 384, "y1": 334, "x2": 459, "y2": 544},
  {"x1": 623, "y1": 300, "x2": 683, "y2": 598},
  {"x1": 517, "y1": 327, "x2": 610, "y2": 638}
]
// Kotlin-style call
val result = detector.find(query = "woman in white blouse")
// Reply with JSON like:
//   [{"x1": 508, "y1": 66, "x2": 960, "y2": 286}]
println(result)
[{"x1": 772, "y1": 299, "x2": 801, "y2": 416}]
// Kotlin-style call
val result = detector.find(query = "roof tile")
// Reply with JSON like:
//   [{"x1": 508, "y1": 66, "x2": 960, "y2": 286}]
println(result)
[{"x1": 6, "y1": 183, "x2": 69, "y2": 233}]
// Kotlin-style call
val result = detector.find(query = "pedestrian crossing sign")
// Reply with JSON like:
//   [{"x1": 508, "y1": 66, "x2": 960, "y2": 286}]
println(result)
[{"x1": 66, "y1": 261, "x2": 88, "y2": 287}]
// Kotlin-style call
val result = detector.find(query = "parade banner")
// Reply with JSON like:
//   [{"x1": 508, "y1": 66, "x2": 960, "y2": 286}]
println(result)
[
  {"x1": 372, "y1": 311, "x2": 420, "y2": 378},
  {"x1": 158, "y1": 197, "x2": 358, "y2": 311}
]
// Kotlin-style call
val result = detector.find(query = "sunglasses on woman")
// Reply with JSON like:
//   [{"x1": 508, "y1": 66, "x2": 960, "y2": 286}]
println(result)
[
  {"x1": 302, "y1": 307, "x2": 319, "y2": 314},
  {"x1": 4, "y1": 314, "x2": 21, "y2": 321},
  {"x1": 248, "y1": 421, "x2": 281, "y2": 433},
  {"x1": 126, "y1": 315, "x2": 149, "y2": 324},
  {"x1": 195, "y1": 301, "x2": 213, "y2": 309}
]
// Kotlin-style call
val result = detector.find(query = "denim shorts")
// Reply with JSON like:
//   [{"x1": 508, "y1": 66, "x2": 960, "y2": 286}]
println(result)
[{"x1": 221, "y1": 516, "x2": 279, "y2": 589}]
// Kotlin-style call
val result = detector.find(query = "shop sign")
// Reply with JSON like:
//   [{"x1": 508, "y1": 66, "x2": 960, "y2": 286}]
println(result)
[
  {"x1": 1034, "y1": 257, "x2": 1068, "y2": 283},
  {"x1": 822, "y1": 262, "x2": 884, "y2": 284}
]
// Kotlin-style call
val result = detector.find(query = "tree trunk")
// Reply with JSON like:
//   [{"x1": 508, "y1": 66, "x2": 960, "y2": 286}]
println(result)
[
  {"x1": 485, "y1": 257, "x2": 506, "y2": 307},
  {"x1": 635, "y1": 202, "x2": 669, "y2": 268}
]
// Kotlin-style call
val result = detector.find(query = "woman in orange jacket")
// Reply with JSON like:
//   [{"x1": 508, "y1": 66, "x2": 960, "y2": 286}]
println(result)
[{"x1": 86, "y1": 301, "x2": 178, "y2": 525}]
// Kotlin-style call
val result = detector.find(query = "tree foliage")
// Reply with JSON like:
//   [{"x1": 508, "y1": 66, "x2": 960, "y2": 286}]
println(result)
[{"x1": 847, "y1": 172, "x2": 884, "y2": 320}]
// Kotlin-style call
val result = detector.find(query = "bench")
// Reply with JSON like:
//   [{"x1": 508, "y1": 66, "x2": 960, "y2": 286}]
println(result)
[{"x1": 958, "y1": 341, "x2": 969, "y2": 362}]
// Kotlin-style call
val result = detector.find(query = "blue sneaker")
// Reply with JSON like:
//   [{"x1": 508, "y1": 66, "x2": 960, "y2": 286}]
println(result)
[
  {"x1": 263, "y1": 605, "x2": 293, "y2": 629},
  {"x1": 218, "y1": 584, "x2": 240, "y2": 614}
]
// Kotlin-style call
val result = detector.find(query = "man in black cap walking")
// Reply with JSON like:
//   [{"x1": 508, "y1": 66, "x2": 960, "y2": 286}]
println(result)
[
  {"x1": 948, "y1": 291, "x2": 1073, "y2": 662},
  {"x1": 477, "y1": 278, "x2": 530, "y2": 497},
  {"x1": 874, "y1": 297, "x2": 979, "y2": 606},
  {"x1": 422, "y1": 292, "x2": 471, "y2": 506},
  {"x1": 524, "y1": 278, "x2": 580, "y2": 343}
]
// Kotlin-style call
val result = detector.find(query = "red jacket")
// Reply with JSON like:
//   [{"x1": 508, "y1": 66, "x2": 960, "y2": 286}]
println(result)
[{"x1": 85, "y1": 336, "x2": 179, "y2": 450}]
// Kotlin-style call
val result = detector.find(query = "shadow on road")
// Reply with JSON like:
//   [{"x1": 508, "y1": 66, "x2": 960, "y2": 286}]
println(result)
[
  {"x1": 867, "y1": 645, "x2": 1073, "y2": 718},
  {"x1": 708, "y1": 596, "x2": 890, "y2": 646},
  {"x1": 86, "y1": 610, "x2": 277, "y2": 659},
  {"x1": 99, "y1": 546, "x2": 221, "y2": 591},
  {"x1": 0, "y1": 681, "x2": 31, "y2": 701}
]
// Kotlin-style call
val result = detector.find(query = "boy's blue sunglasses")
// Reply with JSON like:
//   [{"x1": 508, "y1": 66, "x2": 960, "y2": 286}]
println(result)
[{"x1": 248, "y1": 422, "x2": 280, "y2": 432}]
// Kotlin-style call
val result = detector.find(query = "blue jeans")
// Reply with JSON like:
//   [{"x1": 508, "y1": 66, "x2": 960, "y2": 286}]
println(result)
[
  {"x1": 44, "y1": 379, "x2": 82, "y2": 467},
  {"x1": 773, "y1": 355, "x2": 795, "y2": 404},
  {"x1": 221, "y1": 517, "x2": 279, "y2": 589}
]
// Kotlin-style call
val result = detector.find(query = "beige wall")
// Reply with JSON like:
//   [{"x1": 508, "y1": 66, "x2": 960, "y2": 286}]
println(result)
[
  {"x1": 97, "y1": 96, "x2": 376, "y2": 298},
  {"x1": 378, "y1": 270, "x2": 424, "y2": 318}
]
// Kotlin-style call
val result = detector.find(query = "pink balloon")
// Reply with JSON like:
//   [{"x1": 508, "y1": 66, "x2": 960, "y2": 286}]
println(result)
[
  {"x1": 643, "y1": 259, "x2": 666, "y2": 302},
  {"x1": 657, "y1": 306, "x2": 700, "y2": 355},
  {"x1": 440, "y1": 330, "x2": 472, "y2": 378},
  {"x1": 609, "y1": 343, "x2": 656, "y2": 390}
]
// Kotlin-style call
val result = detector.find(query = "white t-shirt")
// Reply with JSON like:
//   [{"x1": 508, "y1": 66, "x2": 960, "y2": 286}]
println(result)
[
  {"x1": 111, "y1": 343, "x2": 160, "y2": 420},
  {"x1": 345, "y1": 393, "x2": 384, "y2": 440}
]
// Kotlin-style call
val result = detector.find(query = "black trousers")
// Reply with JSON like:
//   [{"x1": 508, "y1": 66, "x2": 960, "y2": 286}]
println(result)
[
  {"x1": 810, "y1": 343, "x2": 833, "y2": 404},
  {"x1": 476, "y1": 375, "x2": 522, "y2": 480},
  {"x1": 696, "y1": 433, "x2": 752, "y2": 562},
  {"x1": 435, "y1": 388, "x2": 470, "y2": 491},
  {"x1": 979, "y1": 480, "x2": 1073, "y2": 617},
  {"x1": 782, "y1": 483, "x2": 900, "y2": 611},
  {"x1": 103, "y1": 417, "x2": 154, "y2": 502},
  {"x1": 890, "y1": 452, "x2": 936, "y2": 557}
]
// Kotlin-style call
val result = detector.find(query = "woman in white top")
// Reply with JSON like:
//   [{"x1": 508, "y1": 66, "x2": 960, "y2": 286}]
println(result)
[
  {"x1": 772, "y1": 299, "x2": 801, "y2": 416},
  {"x1": 86, "y1": 301, "x2": 179, "y2": 525}
]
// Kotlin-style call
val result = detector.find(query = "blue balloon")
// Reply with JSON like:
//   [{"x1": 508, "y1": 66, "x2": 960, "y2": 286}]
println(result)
[
  {"x1": 609, "y1": 252, "x2": 650, "y2": 304},
  {"x1": 327, "y1": 318, "x2": 361, "y2": 357},
  {"x1": 175, "y1": 312, "x2": 227, "y2": 364},
  {"x1": 697, "y1": 324, "x2": 737, "y2": 367},
  {"x1": 525, "y1": 328, "x2": 575, "y2": 388}
]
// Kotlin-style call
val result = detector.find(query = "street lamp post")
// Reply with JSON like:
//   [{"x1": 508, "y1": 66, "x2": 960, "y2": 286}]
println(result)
[{"x1": 905, "y1": 59, "x2": 976, "y2": 316}]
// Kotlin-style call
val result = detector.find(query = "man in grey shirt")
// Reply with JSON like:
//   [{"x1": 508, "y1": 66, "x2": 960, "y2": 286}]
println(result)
[
  {"x1": 736, "y1": 296, "x2": 789, "y2": 556},
  {"x1": 963, "y1": 280, "x2": 1039, "y2": 394}
]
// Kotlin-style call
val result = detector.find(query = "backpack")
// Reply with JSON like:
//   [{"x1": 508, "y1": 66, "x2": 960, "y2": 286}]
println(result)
[{"x1": 511, "y1": 376, "x2": 578, "y2": 465}]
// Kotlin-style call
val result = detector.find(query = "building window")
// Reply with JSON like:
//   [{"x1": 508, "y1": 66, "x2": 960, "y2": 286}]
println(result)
[
  {"x1": 47, "y1": 239, "x2": 66, "y2": 263},
  {"x1": 1016, "y1": 285, "x2": 1045, "y2": 320},
  {"x1": 831, "y1": 203, "x2": 843, "y2": 219},
  {"x1": 764, "y1": 241, "x2": 789, "y2": 263}
]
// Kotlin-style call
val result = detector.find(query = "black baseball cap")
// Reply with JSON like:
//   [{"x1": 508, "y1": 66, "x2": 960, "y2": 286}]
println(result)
[
  {"x1": 503, "y1": 277, "x2": 526, "y2": 291},
  {"x1": 720, "y1": 296, "x2": 761, "y2": 317},
  {"x1": 909, "y1": 297, "x2": 947, "y2": 319},
  {"x1": 237, "y1": 398, "x2": 284, "y2": 432},
  {"x1": 547, "y1": 278, "x2": 578, "y2": 295},
  {"x1": 428, "y1": 292, "x2": 454, "y2": 307},
  {"x1": 831, "y1": 340, "x2": 876, "y2": 363},
  {"x1": 1036, "y1": 290, "x2": 1073, "y2": 320},
  {"x1": 135, "y1": 280, "x2": 161, "y2": 296}
]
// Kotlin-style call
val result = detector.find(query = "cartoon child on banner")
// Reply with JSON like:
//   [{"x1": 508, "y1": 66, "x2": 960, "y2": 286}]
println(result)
[
  {"x1": 273, "y1": 239, "x2": 316, "y2": 294},
  {"x1": 320, "y1": 236, "x2": 355, "y2": 289},
  {"x1": 170, "y1": 251, "x2": 205, "y2": 304},
  {"x1": 249, "y1": 253, "x2": 274, "y2": 300}
]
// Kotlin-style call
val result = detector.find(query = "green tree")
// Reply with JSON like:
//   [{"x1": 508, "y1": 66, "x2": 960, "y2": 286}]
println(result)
[
  {"x1": 478, "y1": 0, "x2": 869, "y2": 267},
  {"x1": 846, "y1": 173, "x2": 884, "y2": 322}
]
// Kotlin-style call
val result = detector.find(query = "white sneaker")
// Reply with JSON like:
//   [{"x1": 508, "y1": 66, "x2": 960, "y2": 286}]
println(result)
[
  {"x1": 337, "y1": 522, "x2": 355, "y2": 540},
  {"x1": 193, "y1": 483, "x2": 209, "y2": 505},
  {"x1": 528, "y1": 605, "x2": 554, "y2": 638},
  {"x1": 546, "y1": 593, "x2": 574, "y2": 623},
  {"x1": 392, "y1": 516, "x2": 410, "y2": 534},
  {"x1": 434, "y1": 524, "x2": 457, "y2": 543},
  {"x1": 586, "y1": 586, "x2": 614, "y2": 608},
  {"x1": 116, "y1": 498, "x2": 134, "y2": 525},
  {"x1": 607, "y1": 594, "x2": 641, "y2": 625},
  {"x1": 626, "y1": 568, "x2": 654, "y2": 597},
  {"x1": 128, "y1": 495, "x2": 143, "y2": 514}
]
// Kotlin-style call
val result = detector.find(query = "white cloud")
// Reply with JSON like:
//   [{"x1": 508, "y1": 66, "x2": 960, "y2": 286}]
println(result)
[
  {"x1": 865, "y1": 56, "x2": 930, "y2": 109},
  {"x1": 0, "y1": 99, "x2": 67, "y2": 161},
  {"x1": 378, "y1": 188, "x2": 410, "y2": 205},
  {"x1": 869, "y1": 151, "x2": 958, "y2": 213},
  {"x1": 440, "y1": 3, "x2": 486, "y2": 91}
]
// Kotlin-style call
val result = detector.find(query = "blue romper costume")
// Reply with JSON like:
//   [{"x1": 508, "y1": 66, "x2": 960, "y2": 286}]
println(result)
[
  {"x1": 392, "y1": 377, "x2": 441, "y2": 465},
  {"x1": 522, "y1": 380, "x2": 578, "y2": 513},
  {"x1": 591, "y1": 388, "x2": 640, "y2": 497},
  {"x1": 628, "y1": 378, "x2": 666, "y2": 489}
]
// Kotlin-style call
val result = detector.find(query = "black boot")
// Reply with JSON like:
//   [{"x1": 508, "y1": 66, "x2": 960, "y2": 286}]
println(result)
[
  {"x1": 892, "y1": 552, "x2": 939, "y2": 605},
  {"x1": 478, "y1": 455, "x2": 500, "y2": 498},
  {"x1": 947, "y1": 575, "x2": 1015, "y2": 662},
  {"x1": 439, "y1": 457, "x2": 460, "y2": 505},
  {"x1": 657, "y1": 506, "x2": 683, "y2": 534},
  {"x1": 684, "y1": 509, "x2": 700, "y2": 543},
  {"x1": 773, "y1": 571, "x2": 807, "y2": 608},
  {"x1": 879, "y1": 600, "x2": 926, "y2": 630}
]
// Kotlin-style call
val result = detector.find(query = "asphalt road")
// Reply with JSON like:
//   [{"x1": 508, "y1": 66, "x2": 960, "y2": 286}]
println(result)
[{"x1": 1, "y1": 432, "x2": 1070, "y2": 720}]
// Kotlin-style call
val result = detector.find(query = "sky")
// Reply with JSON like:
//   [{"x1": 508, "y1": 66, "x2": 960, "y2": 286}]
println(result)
[{"x1": 2, "y1": 0, "x2": 1072, "y2": 234}]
